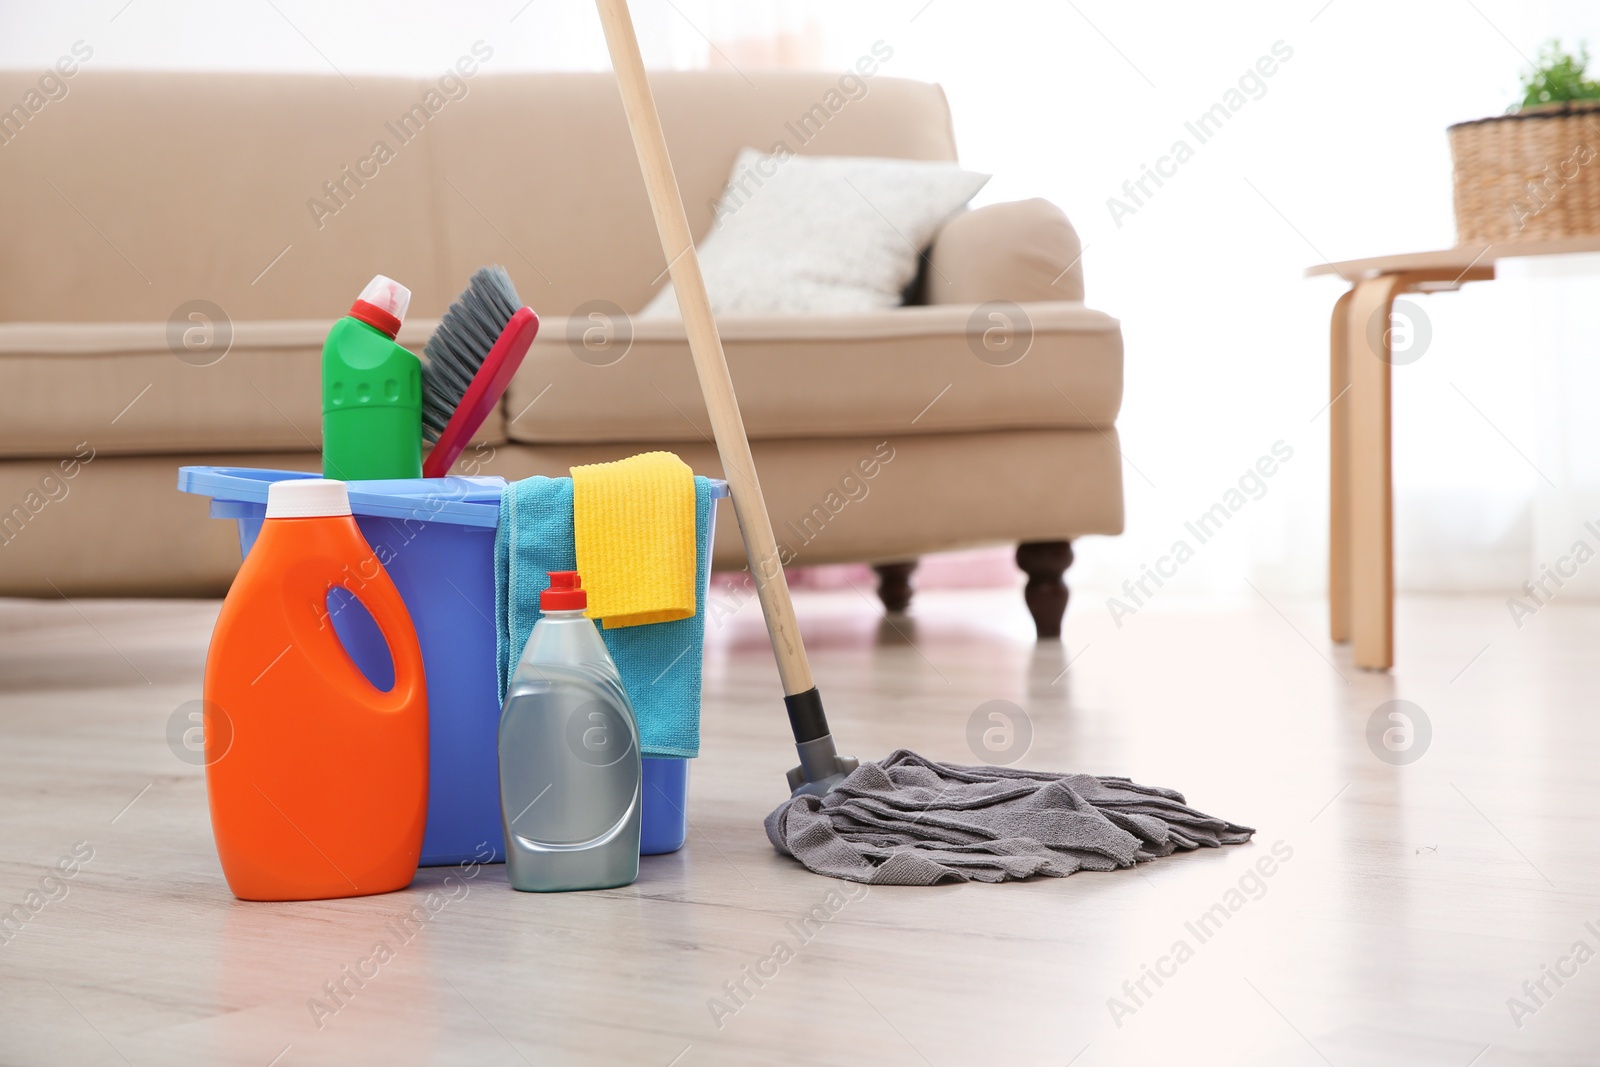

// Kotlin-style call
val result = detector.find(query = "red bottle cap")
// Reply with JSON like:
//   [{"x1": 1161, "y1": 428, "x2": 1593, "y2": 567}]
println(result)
[
  {"x1": 541, "y1": 571, "x2": 587, "y2": 611},
  {"x1": 349, "y1": 300, "x2": 402, "y2": 339},
  {"x1": 347, "y1": 275, "x2": 411, "y2": 339}
]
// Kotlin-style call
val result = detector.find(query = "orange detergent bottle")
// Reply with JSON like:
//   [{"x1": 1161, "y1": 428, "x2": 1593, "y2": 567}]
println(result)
[{"x1": 202, "y1": 478, "x2": 428, "y2": 901}]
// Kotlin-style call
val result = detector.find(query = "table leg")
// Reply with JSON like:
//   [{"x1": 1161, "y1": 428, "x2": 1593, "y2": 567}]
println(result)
[
  {"x1": 1344, "y1": 275, "x2": 1406, "y2": 671},
  {"x1": 1329, "y1": 287, "x2": 1355, "y2": 645}
]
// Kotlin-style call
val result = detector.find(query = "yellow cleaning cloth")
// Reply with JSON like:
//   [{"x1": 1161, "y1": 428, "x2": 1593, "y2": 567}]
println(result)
[{"x1": 570, "y1": 451, "x2": 697, "y2": 629}]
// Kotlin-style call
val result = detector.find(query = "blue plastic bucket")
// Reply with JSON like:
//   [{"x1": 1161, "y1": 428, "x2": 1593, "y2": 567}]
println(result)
[{"x1": 177, "y1": 466, "x2": 720, "y2": 865}]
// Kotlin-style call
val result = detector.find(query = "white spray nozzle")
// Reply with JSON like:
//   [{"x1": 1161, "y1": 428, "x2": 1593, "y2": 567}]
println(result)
[{"x1": 358, "y1": 275, "x2": 411, "y2": 324}]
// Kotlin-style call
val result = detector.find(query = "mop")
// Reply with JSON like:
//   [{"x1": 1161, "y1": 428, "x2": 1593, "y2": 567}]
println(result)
[{"x1": 595, "y1": 0, "x2": 1253, "y2": 884}]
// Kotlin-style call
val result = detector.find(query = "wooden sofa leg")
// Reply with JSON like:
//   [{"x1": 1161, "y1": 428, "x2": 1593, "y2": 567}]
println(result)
[
  {"x1": 1016, "y1": 541, "x2": 1073, "y2": 639},
  {"x1": 872, "y1": 560, "x2": 918, "y2": 615}
]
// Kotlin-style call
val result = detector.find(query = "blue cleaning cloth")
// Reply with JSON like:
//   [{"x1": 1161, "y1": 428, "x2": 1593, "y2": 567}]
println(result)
[{"x1": 495, "y1": 475, "x2": 712, "y2": 759}]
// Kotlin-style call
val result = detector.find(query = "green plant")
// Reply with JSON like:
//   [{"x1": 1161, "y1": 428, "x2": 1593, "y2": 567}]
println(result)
[{"x1": 1517, "y1": 39, "x2": 1600, "y2": 110}]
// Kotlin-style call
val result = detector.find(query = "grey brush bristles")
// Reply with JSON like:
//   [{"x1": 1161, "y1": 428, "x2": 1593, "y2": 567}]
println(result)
[{"x1": 421, "y1": 266, "x2": 521, "y2": 445}]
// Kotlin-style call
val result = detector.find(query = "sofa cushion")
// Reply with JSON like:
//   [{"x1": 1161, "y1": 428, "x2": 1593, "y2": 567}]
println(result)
[
  {"x1": 501, "y1": 302, "x2": 1121, "y2": 445},
  {"x1": 430, "y1": 72, "x2": 958, "y2": 319},
  {"x1": 0, "y1": 319, "x2": 505, "y2": 458},
  {"x1": 0, "y1": 430, "x2": 1122, "y2": 595},
  {"x1": 0, "y1": 300, "x2": 1117, "y2": 457},
  {"x1": 0, "y1": 69, "x2": 956, "y2": 325},
  {"x1": 0, "y1": 72, "x2": 452, "y2": 324}
]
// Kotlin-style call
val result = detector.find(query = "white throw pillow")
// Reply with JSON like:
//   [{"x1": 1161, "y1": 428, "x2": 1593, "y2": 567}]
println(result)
[{"x1": 638, "y1": 149, "x2": 989, "y2": 319}]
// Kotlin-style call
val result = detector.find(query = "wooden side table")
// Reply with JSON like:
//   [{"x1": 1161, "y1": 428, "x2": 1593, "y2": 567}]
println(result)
[{"x1": 1308, "y1": 235, "x2": 1600, "y2": 670}]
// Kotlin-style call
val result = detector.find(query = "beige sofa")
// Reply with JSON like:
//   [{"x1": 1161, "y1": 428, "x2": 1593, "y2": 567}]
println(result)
[{"x1": 0, "y1": 69, "x2": 1123, "y2": 635}]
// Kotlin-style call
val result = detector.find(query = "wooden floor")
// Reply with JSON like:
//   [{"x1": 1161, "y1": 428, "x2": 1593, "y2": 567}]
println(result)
[{"x1": 2, "y1": 587, "x2": 1597, "y2": 1066}]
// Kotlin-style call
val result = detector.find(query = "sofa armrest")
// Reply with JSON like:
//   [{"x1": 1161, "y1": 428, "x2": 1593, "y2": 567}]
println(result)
[{"x1": 924, "y1": 198, "x2": 1085, "y2": 305}]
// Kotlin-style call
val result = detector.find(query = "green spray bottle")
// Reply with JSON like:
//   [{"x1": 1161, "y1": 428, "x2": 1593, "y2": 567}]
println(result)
[{"x1": 322, "y1": 275, "x2": 423, "y2": 481}]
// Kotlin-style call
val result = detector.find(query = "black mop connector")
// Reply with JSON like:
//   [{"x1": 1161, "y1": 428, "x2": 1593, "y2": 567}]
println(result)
[{"x1": 783, "y1": 688, "x2": 858, "y2": 797}]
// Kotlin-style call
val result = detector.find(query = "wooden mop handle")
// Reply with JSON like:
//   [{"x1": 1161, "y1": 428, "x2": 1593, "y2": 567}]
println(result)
[{"x1": 595, "y1": 0, "x2": 815, "y2": 698}]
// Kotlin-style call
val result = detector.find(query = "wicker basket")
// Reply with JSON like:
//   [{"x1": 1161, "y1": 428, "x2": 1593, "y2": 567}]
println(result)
[{"x1": 1448, "y1": 101, "x2": 1600, "y2": 244}]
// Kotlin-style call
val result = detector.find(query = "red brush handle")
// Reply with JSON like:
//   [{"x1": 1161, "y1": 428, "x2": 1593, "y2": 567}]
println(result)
[{"x1": 423, "y1": 306, "x2": 539, "y2": 478}]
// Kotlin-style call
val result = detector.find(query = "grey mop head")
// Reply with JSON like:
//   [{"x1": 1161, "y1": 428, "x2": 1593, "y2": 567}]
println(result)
[
  {"x1": 421, "y1": 266, "x2": 521, "y2": 444},
  {"x1": 765, "y1": 750, "x2": 1255, "y2": 885}
]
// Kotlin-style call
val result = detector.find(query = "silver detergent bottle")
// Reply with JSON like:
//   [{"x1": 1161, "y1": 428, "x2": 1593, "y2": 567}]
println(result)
[{"x1": 499, "y1": 570, "x2": 641, "y2": 891}]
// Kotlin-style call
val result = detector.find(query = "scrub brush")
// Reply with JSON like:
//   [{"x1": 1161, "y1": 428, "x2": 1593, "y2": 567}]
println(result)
[{"x1": 421, "y1": 266, "x2": 540, "y2": 478}]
